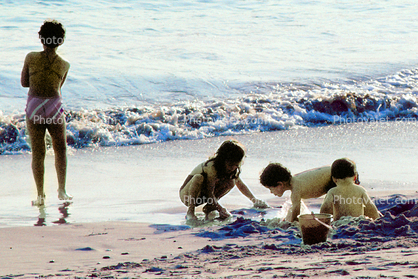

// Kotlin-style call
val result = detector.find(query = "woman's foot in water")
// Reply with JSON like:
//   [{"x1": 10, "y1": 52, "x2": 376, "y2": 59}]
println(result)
[
  {"x1": 32, "y1": 195, "x2": 46, "y2": 206},
  {"x1": 58, "y1": 189, "x2": 73, "y2": 201}
]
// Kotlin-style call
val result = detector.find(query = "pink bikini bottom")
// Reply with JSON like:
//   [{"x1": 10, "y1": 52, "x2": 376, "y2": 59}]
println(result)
[{"x1": 26, "y1": 95, "x2": 64, "y2": 124}]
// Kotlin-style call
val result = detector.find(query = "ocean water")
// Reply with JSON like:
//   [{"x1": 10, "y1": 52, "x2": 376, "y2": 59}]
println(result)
[{"x1": 1, "y1": 0, "x2": 418, "y2": 154}]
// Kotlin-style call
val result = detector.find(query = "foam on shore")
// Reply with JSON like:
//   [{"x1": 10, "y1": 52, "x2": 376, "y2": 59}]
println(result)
[{"x1": 1, "y1": 68, "x2": 418, "y2": 154}]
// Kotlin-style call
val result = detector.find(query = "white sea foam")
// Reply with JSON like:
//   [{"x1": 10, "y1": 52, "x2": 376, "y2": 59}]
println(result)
[{"x1": 1, "y1": 75, "x2": 418, "y2": 154}]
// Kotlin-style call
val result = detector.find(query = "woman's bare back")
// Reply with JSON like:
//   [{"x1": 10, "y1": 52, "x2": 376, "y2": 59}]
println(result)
[{"x1": 22, "y1": 51, "x2": 70, "y2": 97}]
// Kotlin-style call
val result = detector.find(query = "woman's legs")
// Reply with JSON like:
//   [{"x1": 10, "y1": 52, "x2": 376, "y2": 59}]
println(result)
[
  {"x1": 47, "y1": 115, "x2": 71, "y2": 200},
  {"x1": 179, "y1": 174, "x2": 205, "y2": 220},
  {"x1": 27, "y1": 119, "x2": 47, "y2": 205}
]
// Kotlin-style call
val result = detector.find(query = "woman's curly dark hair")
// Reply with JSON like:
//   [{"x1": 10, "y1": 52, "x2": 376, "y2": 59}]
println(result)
[
  {"x1": 209, "y1": 139, "x2": 245, "y2": 179},
  {"x1": 260, "y1": 163, "x2": 292, "y2": 187},
  {"x1": 38, "y1": 19, "x2": 66, "y2": 48}
]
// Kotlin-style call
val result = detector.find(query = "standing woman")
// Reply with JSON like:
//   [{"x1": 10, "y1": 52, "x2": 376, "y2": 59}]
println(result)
[{"x1": 21, "y1": 19, "x2": 72, "y2": 205}]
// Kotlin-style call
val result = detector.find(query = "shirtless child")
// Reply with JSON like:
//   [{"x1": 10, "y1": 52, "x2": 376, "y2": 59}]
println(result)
[
  {"x1": 179, "y1": 140, "x2": 268, "y2": 221},
  {"x1": 260, "y1": 163, "x2": 337, "y2": 222},
  {"x1": 320, "y1": 158, "x2": 381, "y2": 221}
]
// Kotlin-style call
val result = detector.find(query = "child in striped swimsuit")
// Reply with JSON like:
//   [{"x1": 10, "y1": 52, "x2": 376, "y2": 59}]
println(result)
[{"x1": 21, "y1": 19, "x2": 72, "y2": 206}]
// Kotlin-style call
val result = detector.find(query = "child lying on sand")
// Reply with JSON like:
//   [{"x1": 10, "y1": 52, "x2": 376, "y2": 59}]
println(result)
[
  {"x1": 320, "y1": 158, "x2": 381, "y2": 220},
  {"x1": 179, "y1": 140, "x2": 268, "y2": 221},
  {"x1": 260, "y1": 162, "x2": 337, "y2": 222}
]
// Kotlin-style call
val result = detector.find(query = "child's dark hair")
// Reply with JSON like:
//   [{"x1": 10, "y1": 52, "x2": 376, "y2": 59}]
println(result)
[
  {"x1": 210, "y1": 140, "x2": 245, "y2": 179},
  {"x1": 260, "y1": 163, "x2": 292, "y2": 187},
  {"x1": 38, "y1": 19, "x2": 66, "y2": 48},
  {"x1": 331, "y1": 158, "x2": 357, "y2": 179}
]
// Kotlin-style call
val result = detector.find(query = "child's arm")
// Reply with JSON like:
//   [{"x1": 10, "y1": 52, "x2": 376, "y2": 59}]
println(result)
[
  {"x1": 235, "y1": 178, "x2": 269, "y2": 208},
  {"x1": 320, "y1": 192, "x2": 334, "y2": 215},
  {"x1": 206, "y1": 178, "x2": 231, "y2": 219},
  {"x1": 287, "y1": 192, "x2": 302, "y2": 222},
  {"x1": 363, "y1": 193, "x2": 382, "y2": 219}
]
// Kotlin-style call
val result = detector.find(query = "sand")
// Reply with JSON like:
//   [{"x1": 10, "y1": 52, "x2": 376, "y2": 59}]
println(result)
[
  {"x1": 0, "y1": 221, "x2": 214, "y2": 276},
  {"x1": 1, "y1": 211, "x2": 418, "y2": 278},
  {"x1": 2, "y1": 191, "x2": 418, "y2": 278}
]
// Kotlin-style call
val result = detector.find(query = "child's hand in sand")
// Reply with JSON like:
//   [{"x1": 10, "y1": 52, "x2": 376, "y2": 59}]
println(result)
[
  {"x1": 253, "y1": 199, "x2": 269, "y2": 209},
  {"x1": 58, "y1": 190, "x2": 73, "y2": 201},
  {"x1": 186, "y1": 213, "x2": 198, "y2": 221},
  {"x1": 218, "y1": 208, "x2": 232, "y2": 220}
]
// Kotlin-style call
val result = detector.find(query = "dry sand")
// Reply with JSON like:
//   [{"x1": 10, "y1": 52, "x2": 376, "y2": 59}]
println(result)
[{"x1": 0, "y1": 221, "x2": 213, "y2": 277}]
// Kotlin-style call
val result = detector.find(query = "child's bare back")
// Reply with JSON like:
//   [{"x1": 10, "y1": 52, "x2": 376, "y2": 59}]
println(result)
[
  {"x1": 320, "y1": 158, "x2": 381, "y2": 221},
  {"x1": 292, "y1": 166, "x2": 334, "y2": 199},
  {"x1": 260, "y1": 164, "x2": 336, "y2": 222}
]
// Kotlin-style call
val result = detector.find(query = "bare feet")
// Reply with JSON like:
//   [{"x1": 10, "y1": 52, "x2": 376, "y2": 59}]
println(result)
[
  {"x1": 186, "y1": 213, "x2": 198, "y2": 221},
  {"x1": 218, "y1": 208, "x2": 232, "y2": 220},
  {"x1": 58, "y1": 190, "x2": 73, "y2": 201},
  {"x1": 32, "y1": 195, "x2": 46, "y2": 206}
]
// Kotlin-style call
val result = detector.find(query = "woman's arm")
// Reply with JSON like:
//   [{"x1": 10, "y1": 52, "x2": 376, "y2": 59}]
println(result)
[
  {"x1": 236, "y1": 178, "x2": 269, "y2": 208},
  {"x1": 204, "y1": 175, "x2": 230, "y2": 218},
  {"x1": 235, "y1": 177, "x2": 256, "y2": 200},
  {"x1": 21, "y1": 54, "x2": 30, "y2": 88},
  {"x1": 206, "y1": 179, "x2": 222, "y2": 209},
  {"x1": 60, "y1": 71, "x2": 68, "y2": 88},
  {"x1": 59, "y1": 61, "x2": 70, "y2": 89}
]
